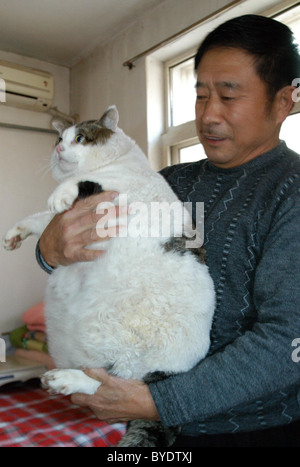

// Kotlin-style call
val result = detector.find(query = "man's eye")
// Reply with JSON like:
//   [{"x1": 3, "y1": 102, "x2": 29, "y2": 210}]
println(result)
[
  {"x1": 197, "y1": 95, "x2": 208, "y2": 100},
  {"x1": 222, "y1": 96, "x2": 235, "y2": 101},
  {"x1": 75, "y1": 134, "x2": 85, "y2": 143}
]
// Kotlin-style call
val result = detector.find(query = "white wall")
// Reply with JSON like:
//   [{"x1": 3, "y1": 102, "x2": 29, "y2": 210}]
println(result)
[{"x1": 0, "y1": 51, "x2": 69, "y2": 332}]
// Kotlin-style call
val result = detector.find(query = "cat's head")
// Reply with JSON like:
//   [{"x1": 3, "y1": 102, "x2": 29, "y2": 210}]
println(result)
[{"x1": 51, "y1": 106, "x2": 134, "y2": 181}]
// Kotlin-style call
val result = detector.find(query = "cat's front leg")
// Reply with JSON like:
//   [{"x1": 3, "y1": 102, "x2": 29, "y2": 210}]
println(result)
[
  {"x1": 47, "y1": 179, "x2": 80, "y2": 213},
  {"x1": 41, "y1": 369, "x2": 101, "y2": 395},
  {"x1": 3, "y1": 211, "x2": 54, "y2": 251}
]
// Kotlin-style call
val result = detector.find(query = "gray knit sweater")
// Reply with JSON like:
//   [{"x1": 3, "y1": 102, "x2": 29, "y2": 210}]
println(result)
[{"x1": 150, "y1": 141, "x2": 300, "y2": 435}]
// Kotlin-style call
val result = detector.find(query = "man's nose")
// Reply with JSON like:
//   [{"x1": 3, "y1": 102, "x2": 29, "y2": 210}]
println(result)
[{"x1": 201, "y1": 97, "x2": 223, "y2": 124}]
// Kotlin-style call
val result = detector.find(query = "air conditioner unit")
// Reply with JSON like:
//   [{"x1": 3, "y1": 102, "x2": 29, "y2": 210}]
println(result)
[{"x1": 0, "y1": 60, "x2": 54, "y2": 112}]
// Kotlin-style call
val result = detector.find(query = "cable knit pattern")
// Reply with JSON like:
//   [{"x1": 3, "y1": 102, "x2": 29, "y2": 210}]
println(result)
[{"x1": 149, "y1": 142, "x2": 300, "y2": 434}]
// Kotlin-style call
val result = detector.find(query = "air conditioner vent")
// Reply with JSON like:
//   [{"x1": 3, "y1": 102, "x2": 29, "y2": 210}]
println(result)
[{"x1": 0, "y1": 60, "x2": 54, "y2": 112}]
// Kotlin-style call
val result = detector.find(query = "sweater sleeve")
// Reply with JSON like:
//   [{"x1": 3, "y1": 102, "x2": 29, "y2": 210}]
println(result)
[
  {"x1": 35, "y1": 240, "x2": 55, "y2": 274},
  {"x1": 149, "y1": 191, "x2": 300, "y2": 428}
]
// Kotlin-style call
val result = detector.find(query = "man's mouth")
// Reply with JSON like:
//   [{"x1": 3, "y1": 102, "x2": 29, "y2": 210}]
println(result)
[
  {"x1": 204, "y1": 135, "x2": 226, "y2": 143},
  {"x1": 201, "y1": 133, "x2": 227, "y2": 147}
]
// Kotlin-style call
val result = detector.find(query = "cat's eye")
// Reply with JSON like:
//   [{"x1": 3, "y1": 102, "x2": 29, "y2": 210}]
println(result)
[
  {"x1": 75, "y1": 134, "x2": 85, "y2": 143},
  {"x1": 56, "y1": 137, "x2": 62, "y2": 145}
]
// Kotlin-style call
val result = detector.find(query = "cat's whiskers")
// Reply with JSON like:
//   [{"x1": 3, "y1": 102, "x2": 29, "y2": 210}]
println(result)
[{"x1": 36, "y1": 161, "x2": 52, "y2": 177}]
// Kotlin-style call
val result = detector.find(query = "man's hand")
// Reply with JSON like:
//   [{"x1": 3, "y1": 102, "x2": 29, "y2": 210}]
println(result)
[
  {"x1": 70, "y1": 368, "x2": 160, "y2": 425},
  {"x1": 39, "y1": 191, "x2": 123, "y2": 267}
]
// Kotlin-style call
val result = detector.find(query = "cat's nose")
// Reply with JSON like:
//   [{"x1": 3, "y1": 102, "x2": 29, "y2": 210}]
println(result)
[{"x1": 56, "y1": 144, "x2": 64, "y2": 154}]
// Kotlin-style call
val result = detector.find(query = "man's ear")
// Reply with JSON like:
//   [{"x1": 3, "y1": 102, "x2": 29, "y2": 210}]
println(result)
[{"x1": 275, "y1": 85, "x2": 296, "y2": 124}]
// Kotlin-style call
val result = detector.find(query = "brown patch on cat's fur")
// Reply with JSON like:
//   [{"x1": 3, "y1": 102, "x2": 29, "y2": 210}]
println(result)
[
  {"x1": 76, "y1": 120, "x2": 113, "y2": 145},
  {"x1": 163, "y1": 236, "x2": 207, "y2": 264}
]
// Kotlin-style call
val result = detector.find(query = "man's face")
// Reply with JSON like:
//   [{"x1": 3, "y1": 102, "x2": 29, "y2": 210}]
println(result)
[{"x1": 195, "y1": 47, "x2": 281, "y2": 169}]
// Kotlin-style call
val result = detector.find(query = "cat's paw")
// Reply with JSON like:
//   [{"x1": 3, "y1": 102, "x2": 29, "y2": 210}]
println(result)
[
  {"x1": 41, "y1": 369, "x2": 101, "y2": 395},
  {"x1": 3, "y1": 225, "x2": 31, "y2": 250},
  {"x1": 47, "y1": 183, "x2": 79, "y2": 213}
]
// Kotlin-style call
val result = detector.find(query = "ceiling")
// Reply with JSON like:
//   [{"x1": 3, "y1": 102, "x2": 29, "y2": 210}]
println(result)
[{"x1": 0, "y1": 0, "x2": 164, "y2": 67}]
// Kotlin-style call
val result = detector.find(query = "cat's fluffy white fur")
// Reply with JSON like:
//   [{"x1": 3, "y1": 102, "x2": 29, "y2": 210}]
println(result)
[{"x1": 3, "y1": 106, "x2": 215, "y2": 399}]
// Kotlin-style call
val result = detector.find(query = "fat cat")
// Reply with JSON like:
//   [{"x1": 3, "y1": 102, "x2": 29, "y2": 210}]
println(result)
[{"x1": 3, "y1": 106, "x2": 215, "y2": 447}]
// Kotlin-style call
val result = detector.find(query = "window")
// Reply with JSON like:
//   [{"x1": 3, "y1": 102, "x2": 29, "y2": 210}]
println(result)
[
  {"x1": 281, "y1": 113, "x2": 300, "y2": 153},
  {"x1": 275, "y1": 3, "x2": 300, "y2": 45},
  {"x1": 163, "y1": 51, "x2": 200, "y2": 165},
  {"x1": 163, "y1": 1, "x2": 300, "y2": 165},
  {"x1": 171, "y1": 142, "x2": 206, "y2": 165},
  {"x1": 169, "y1": 56, "x2": 196, "y2": 127}
]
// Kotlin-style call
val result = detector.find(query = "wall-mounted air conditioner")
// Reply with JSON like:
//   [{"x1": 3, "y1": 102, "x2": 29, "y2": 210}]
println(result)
[{"x1": 0, "y1": 60, "x2": 54, "y2": 112}]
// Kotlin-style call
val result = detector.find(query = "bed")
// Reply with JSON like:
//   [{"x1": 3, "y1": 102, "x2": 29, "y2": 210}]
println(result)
[{"x1": 0, "y1": 379, "x2": 125, "y2": 447}]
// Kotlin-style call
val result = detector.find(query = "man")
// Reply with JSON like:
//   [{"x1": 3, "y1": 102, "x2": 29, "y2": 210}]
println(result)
[{"x1": 37, "y1": 15, "x2": 300, "y2": 446}]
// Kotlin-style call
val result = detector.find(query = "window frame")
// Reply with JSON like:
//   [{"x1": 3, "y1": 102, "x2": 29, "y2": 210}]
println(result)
[
  {"x1": 163, "y1": 49, "x2": 198, "y2": 165},
  {"x1": 170, "y1": 138, "x2": 200, "y2": 165}
]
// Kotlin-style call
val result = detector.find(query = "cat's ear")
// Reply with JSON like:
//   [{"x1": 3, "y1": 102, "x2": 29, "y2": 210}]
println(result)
[
  {"x1": 99, "y1": 106, "x2": 119, "y2": 131},
  {"x1": 51, "y1": 118, "x2": 71, "y2": 135}
]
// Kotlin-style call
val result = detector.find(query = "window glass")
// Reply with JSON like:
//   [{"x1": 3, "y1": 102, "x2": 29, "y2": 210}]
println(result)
[
  {"x1": 179, "y1": 144, "x2": 206, "y2": 163},
  {"x1": 276, "y1": 4, "x2": 300, "y2": 45},
  {"x1": 169, "y1": 57, "x2": 196, "y2": 126},
  {"x1": 280, "y1": 112, "x2": 300, "y2": 153}
]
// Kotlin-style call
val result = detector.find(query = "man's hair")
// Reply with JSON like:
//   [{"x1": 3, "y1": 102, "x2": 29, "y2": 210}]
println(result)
[{"x1": 194, "y1": 14, "x2": 300, "y2": 99}]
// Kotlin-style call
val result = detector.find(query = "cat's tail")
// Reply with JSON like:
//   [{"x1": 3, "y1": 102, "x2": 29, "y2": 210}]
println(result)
[{"x1": 118, "y1": 420, "x2": 180, "y2": 447}]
